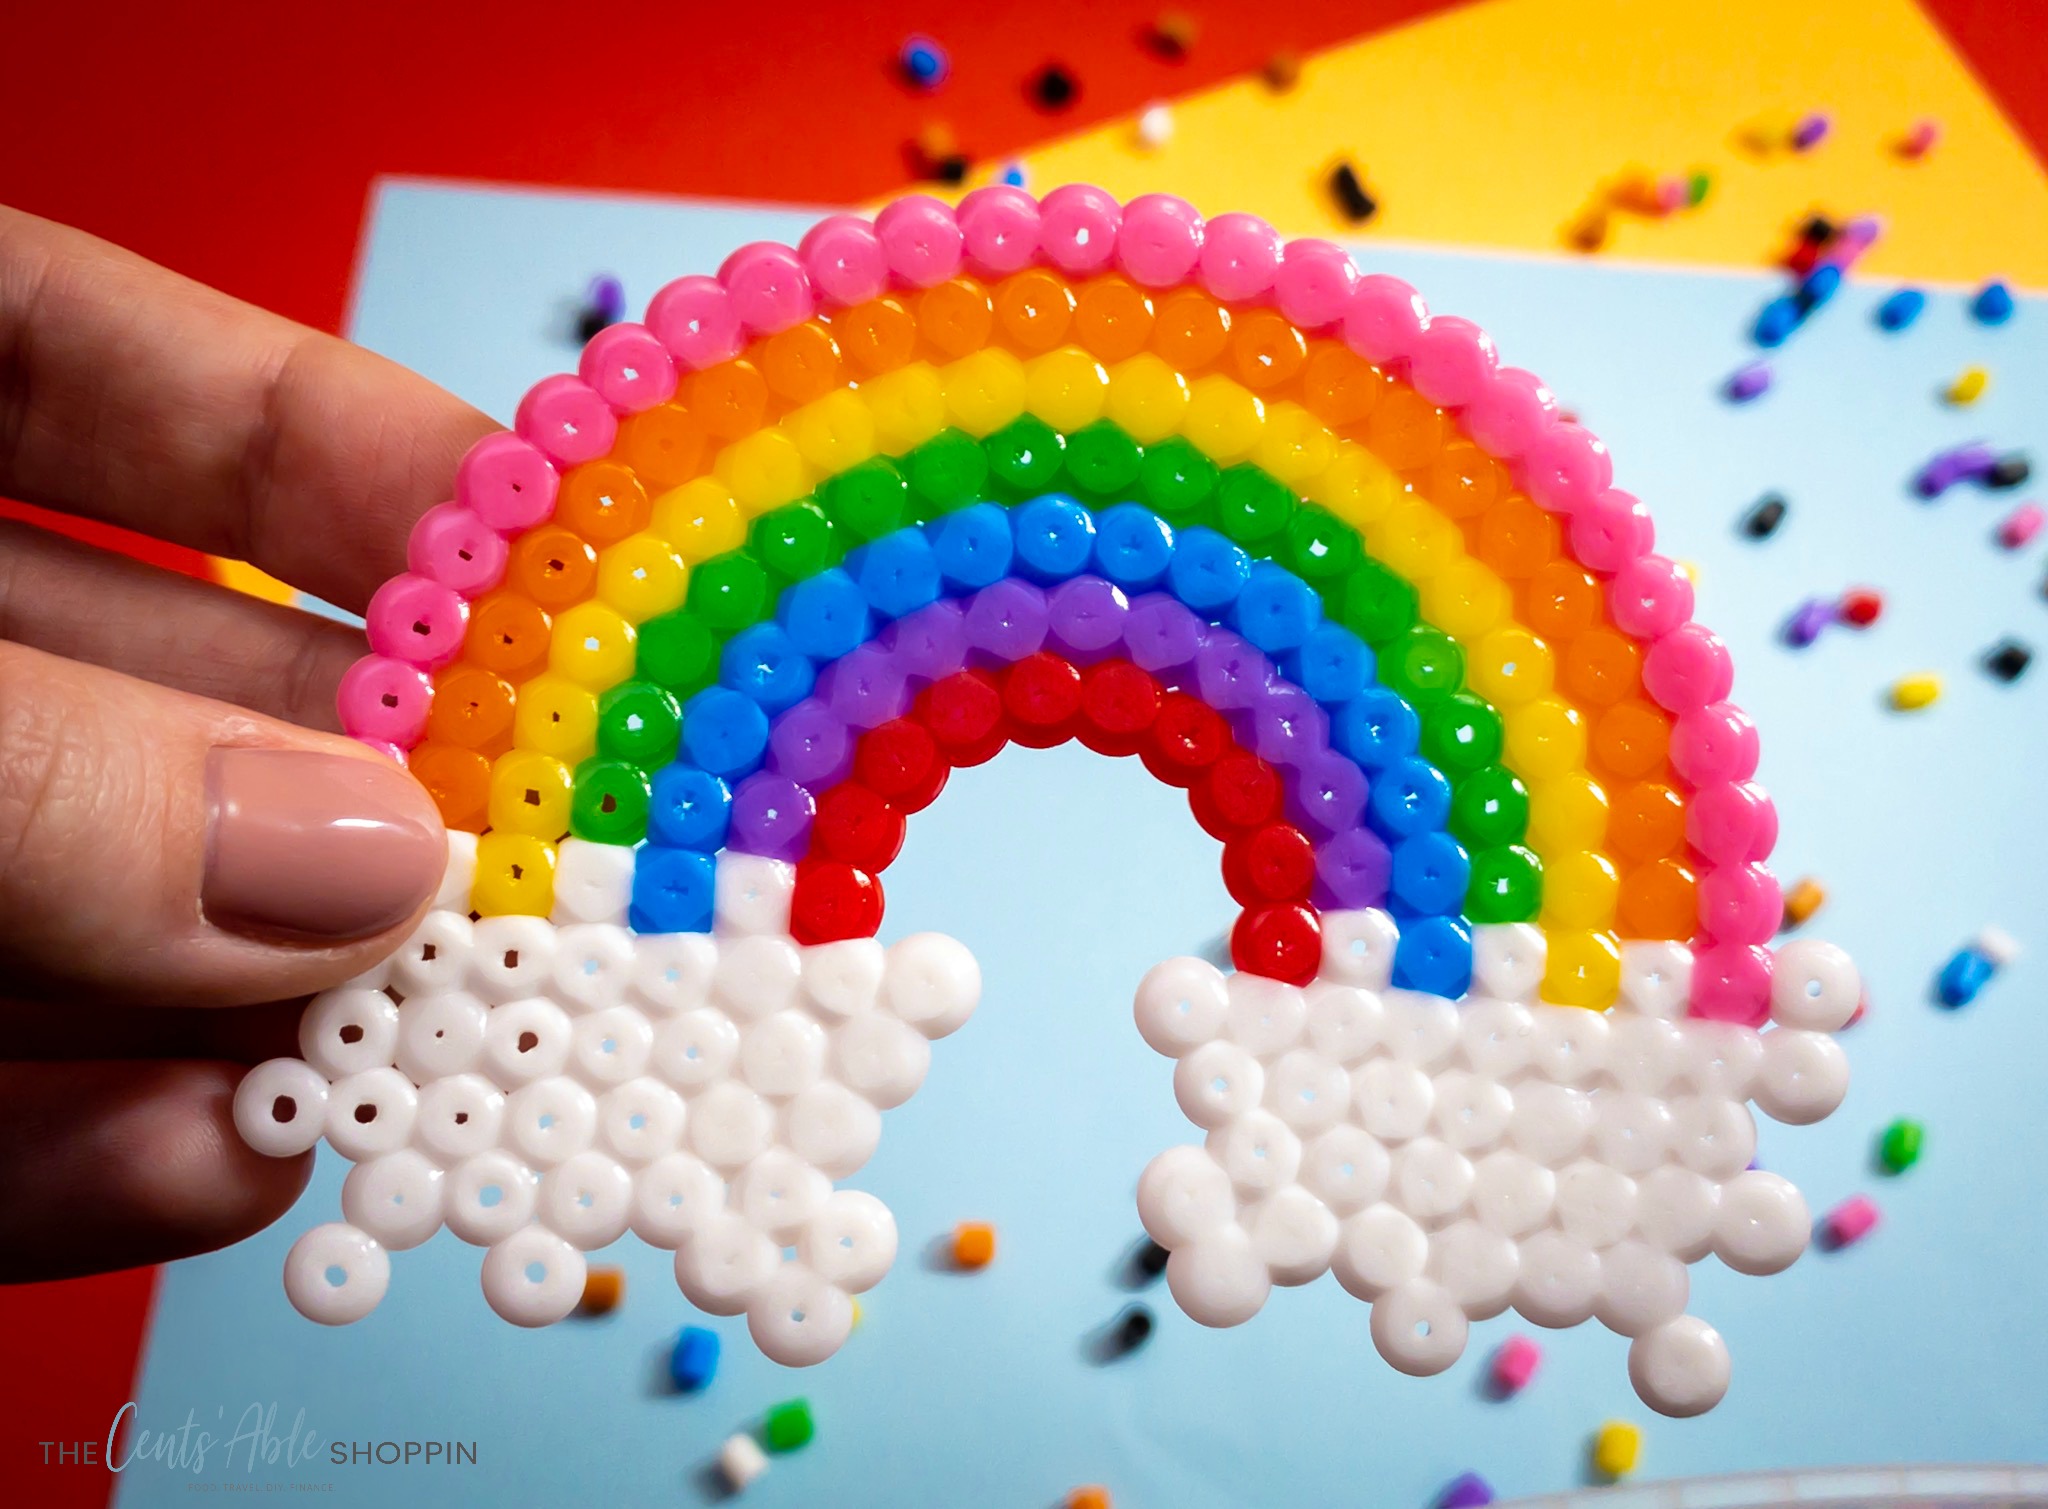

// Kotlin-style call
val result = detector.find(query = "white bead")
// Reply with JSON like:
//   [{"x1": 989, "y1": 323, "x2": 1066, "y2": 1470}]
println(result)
[
  {"x1": 597, "y1": 1078, "x2": 687, "y2": 1164},
  {"x1": 1137, "y1": 1145, "x2": 1238, "y2": 1247},
  {"x1": 1430, "y1": 1069, "x2": 1513, "y2": 1153},
  {"x1": 732, "y1": 1148, "x2": 831, "y2": 1242},
  {"x1": 715, "y1": 852, "x2": 795, "y2": 937},
  {"x1": 1629, "y1": 1314, "x2": 1732, "y2": 1418},
  {"x1": 781, "y1": 1082, "x2": 882, "y2": 1178},
  {"x1": 550, "y1": 838, "x2": 633, "y2": 926},
  {"x1": 1752, "y1": 1029, "x2": 1849, "y2": 1125},
  {"x1": 1634, "y1": 1165, "x2": 1720, "y2": 1262},
  {"x1": 1304, "y1": 982, "x2": 1384, "y2": 1064},
  {"x1": 569, "y1": 1005, "x2": 655, "y2": 1087},
  {"x1": 469, "y1": 915, "x2": 559, "y2": 1001},
  {"x1": 747, "y1": 1264, "x2": 854, "y2": 1367},
  {"x1": 1595, "y1": 1239, "x2": 1688, "y2": 1336},
  {"x1": 1298, "y1": 1126, "x2": 1390, "y2": 1215},
  {"x1": 482, "y1": 1227, "x2": 586, "y2": 1326},
  {"x1": 435, "y1": 829, "x2": 478, "y2": 912},
  {"x1": 688, "y1": 1081, "x2": 775, "y2": 1169},
  {"x1": 1974, "y1": 924, "x2": 2021, "y2": 967},
  {"x1": 538, "y1": 1150, "x2": 634, "y2": 1247},
  {"x1": 445, "y1": 1150, "x2": 539, "y2": 1245},
  {"x1": 1676, "y1": 1020, "x2": 1763, "y2": 1100},
  {"x1": 629, "y1": 1151, "x2": 726, "y2": 1248},
  {"x1": 503, "y1": 1076, "x2": 597, "y2": 1167},
  {"x1": 325, "y1": 1068, "x2": 418, "y2": 1160},
  {"x1": 1527, "y1": 1004, "x2": 1610, "y2": 1083},
  {"x1": 1207, "y1": 1110, "x2": 1302, "y2": 1196},
  {"x1": 284, "y1": 1223, "x2": 389, "y2": 1325},
  {"x1": 1166, "y1": 1225, "x2": 1271, "y2": 1326},
  {"x1": 1471, "y1": 923, "x2": 1545, "y2": 1002},
  {"x1": 1619, "y1": 940, "x2": 1693, "y2": 1019},
  {"x1": 1605, "y1": 1015, "x2": 1686, "y2": 1094},
  {"x1": 880, "y1": 932, "x2": 980, "y2": 1039},
  {"x1": 1591, "y1": 1091, "x2": 1673, "y2": 1175},
  {"x1": 675, "y1": 1212, "x2": 779, "y2": 1314},
  {"x1": 233, "y1": 1058, "x2": 330, "y2": 1157},
  {"x1": 719, "y1": 1433, "x2": 768, "y2": 1491},
  {"x1": 482, "y1": 996, "x2": 573, "y2": 1086},
  {"x1": 1319, "y1": 908, "x2": 1398, "y2": 988},
  {"x1": 341, "y1": 1149, "x2": 445, "y2": 1251},
  {"x1": 1351, "y1": 1058, "x2": 1435, "y2": 1143},
  {"x1": 1468, "y1": 1150, "x2": 1554, "y2": 1237},
  {"x1": 714, "y1": 935, "x2": 803, "y2": 1021},
  {"x1": 1714, "y1": 1169, "x2": 1809, "y2": 1275},
  {"x1": 1380, "y1": 991, "x2": 1460, "y2": 1070},
  {"x1": 800, "y1": 938, "x2": 887, "y2": 1019},
  {"x1": 1174, "y1": 1041, "x2": 1265, "y2": 1129},
  {"x1": 1458, "y1": 998, "x2": 1535, "y2": 1079},
  {"x1": 1667, "y1": 1094, "x2": 1756, "y2": 1180},
  {"x1": 1426, "y1": 1219, "x2": 1519, "y2": 1318},
  {"x1": 1770, "y1": 938, "x2": 1861, "y2": 1031},
  {"x1": 1554, "y1": 1159, "x2": 1638, "y2": 1248},
  {"x1": 1263, "y1": 1049, "x2": 1350, "y2": 1133},
  {"x1": 390, "y1": 911, "x2": 474, "y2": 996},
  {"x1": 1391, "y1": 1137, "x2": 1473, "y2": 1225},
  {"x1": 740, "y1": 1011, "x2": 829, "y2": 1098},
  {"x1": 1369, "y1": 1280, "x2": 1468, "y2": 1374},
  {"x1": 652, "y1": 1008, "x2": 741, "y2": 1090},
  {"x1": 299, "y1": 988, "x2": 400, "y2": 1079},
  {"x1": 1332, "y1": 1202, "x2": 1427, "y2": 1300},
  {"x1": 799, "y1": 1189, "x2": 898, "y2": 1292},
  {"x1": 1248, "y1": 1186, "x2": 1339, "y2": 1285},
  {"x1": 629, "y1": 932, "x2": 718, "y2": 1015},
  {"x1": 551, "y1": 923, "x2": 637, "y2": 1011},
  {"x1": 1512, "y1": 1229, "x2": 1602, "y2": 1328},
  {"x1": 1224, "y1": 973, "x2": 1307, "y2": 1057},
  {"x1": 830, "y1": 1013, "x2": 931, "y2": 1109},
  {"x1": 1136, "y1": 101, "x2": 1173, "y2": 149},
  {"x1": 1507, "y1": 1080, "x2": 1595, "y2": 1166},
  {"x1": 395, "y1": 990, "x2": 489, "y2": 1082},
  {"x1": 1134, "y1": 956, "x2": 1230, "y2": 1058}
]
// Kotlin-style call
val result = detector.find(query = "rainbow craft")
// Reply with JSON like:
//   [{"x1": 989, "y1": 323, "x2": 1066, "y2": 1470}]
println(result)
[{"x1": 232, "y1": 188, "x2": 1864, "y2": 1417}]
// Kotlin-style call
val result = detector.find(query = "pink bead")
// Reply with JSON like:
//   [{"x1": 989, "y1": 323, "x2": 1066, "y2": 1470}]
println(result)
[
  {"x1": 1641, "y1": 623, "x2": 1732, "y2": 712},
  {"x1": 1569, "y1": 488, "x2": 1654, "y2": 575},
  {"x1": 1671, "y1": 701, "x2": 1760, "y2": 786},
  {"x1": 1407, "y1": 315, "x2": 1498, "y2": 409},
  {"x1": 1688, "y1": 943, "x2": 1773, "y2": 1025},
  {"x1": 337, "y1": 654, "x2": 435, "y2": 748},
  {"x1": 1609, "y1": 554, "x2": 1695, "y2": 639},
  {"x1": 1273, "y1": 239, "x2": 1359, "y2": 332},
  {"x1": 364, "y1": 572, "x2": 470, "y2": 669},
  {"x1": 875, "y1": 195, "x2": 963, "y2": 289},
  {"x1": 644, "y1": 274, "x2": 744, "y2": 370},
  {"x1": 579, "y1": 322, "x2": 678, "y2": 415},
  {"x1": 515, "y1": 374, "x2": 617, "y2": 468},
  {"x1": 1038, "y1": 184, "x2": 1122, "y2": 276},
  {"x1": 407, "y1": 502, "x2": 509, "y2": 597},
  {"x1": 1823, "y1": 1195, "x2": 1880, "y2": 1248},
  {"x1": 1699, "y1": 862, "x2": 1782, "y2": 945},
  {"x1": 720, "y1": 242, "x2": 814, "y2": 336},
  {"x1": 1117, "y1": 193, "x2": 1205, "y2": 288},
  {"x1": 1521, "y1": 422, "x2": 1613, "y2": 515},
  {"x1": 1462, "y1": 367, "x2": 1554, "y2": 459},
  {"x1": 799, "y1": 215, "x2": 889, "y2": 308},
  {"x1": 1686, "y1": 781, "x2": 1777, "y2": 864},
  {"x1": 454, "y1": 431, "x2": 558, "y2": 533},
  {"x1": 1490, "y1": 1335, "x2": 1542, "y2": 1394},
  {"x1": 1343, "y1": 274, "x2": 1427, "y2": 366},
  {"x1": 1197, "y1": 212, "x2": 1283, "y2": 303},
  {"x1": 1997, "y1": 501, "x2": 2044, "y2": 549},
  {"x1": 956, "y1": 185, "x2": 1042, "y2": 277}
]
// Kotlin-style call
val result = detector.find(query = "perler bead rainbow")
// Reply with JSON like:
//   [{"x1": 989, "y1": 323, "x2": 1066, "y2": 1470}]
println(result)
[{"x1": 233, "y1": 188, "x2": 1864, "y2": 1417}]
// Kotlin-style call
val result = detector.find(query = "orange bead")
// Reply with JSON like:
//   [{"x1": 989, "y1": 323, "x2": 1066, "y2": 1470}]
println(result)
[
  {"x1": 918, "y1": 277, "x2": 994, "y2": 360},
  {"x1": 951, "y1": 1221, "x2": 996, "y2": 1269},
  {"x1": 1067, "y1": 1490, "x2": 1113, "y2": 1509},
  {"x1": 1477, "y1": 494, "x2": 1561, "y2": 578},
  {"x1": 1427, "y1": 441, "x2": 1506, "y2": 520},
  {"x1": 509, "y1": 525, "x2": 598, "y2": 611},
  {"x1": 555, "y1": 459, "x2": 651, "y2": 548},
  {"x1": 1072, "y1": 277, "x2": 1155, "y2": 362},
  {"x1": 616, "y1": 403, "x2": 709, "y2": 490},
  {"x1": 1298, "y1": 344, "x2": 1381, "y2": 429},
  {"x1": 761, "y1": 321, "x2": 843, "y2": 405},
  {"x1": 578, "y1": 1266, "x2": 625, "y2": 1316},
  {"x1": 1151, "y1": 287, "x2": 1231, "y2": 373},
  {"x1": 835, "y1": 296, "x2": 918, "y2": 375},
  {"x1": 464, "y1": 592, "x2": 552, "y2": 681},
  {"x1": 1366, "y1": 382, "x2": 1448, "y2": 470},
  {"x1": 1229, "y1": 307, "x2": 1307, "y2": 392},
  {"x1": 1561, "y1": 625, "x2": 1642, "y2": 707},
  {"x1": 1618, "y1": 856, "x2": 1699, "y2": 940},
  {"x1": 1607, "y1": 780, "x2": 1686, "y2": 861},
  {"x1": 1523, "y1": 561, "x2": 1602, "y2": 641},
  {"x1": 408, "y1": 741, "x2": 491, "y2": 834},
  {"x1": 684, "y1": 359, "x2": 769, "y2": 440},
  {"x1": 427, "y1": 664, "x2": 516, "y2": 754},
  {"x1": 993, "y1": 268, "x2": 1076, "y2": 354},
  {"x1": 1591, "y1": 699, "x2": 1670, "y2": 781}
]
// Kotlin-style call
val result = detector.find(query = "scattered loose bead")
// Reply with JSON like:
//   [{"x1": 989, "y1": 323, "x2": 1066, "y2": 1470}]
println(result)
[
  {"x1": 1781, "y1": 877, "x2": 1826, "y2": 928},
  {"x1": 1030, "y1": 63, "x2": 1078, "y2": 112},
  {"x1": 1131, "y1": 1236, "x2": 1169, "y2": 1282},
  {"x1": 763, "y1": 1398, "x2": 815, "y2": 1453},
  {"x1": 951, "y1": 1220, "x2": 997, "y2": 1268},
  {"x1": 1936, "y1": 928, "x2": 2018, "y2": 1005},
  {"x1": 1837, "y1": 587, "x2": 1882, "y2": 627},
  {"x1": 1136, "y1": 102, "x2": 1173, "y2": 150},
  {"x1": 1067, "y1": 1488, "x2": 1113, "y2": 1509},
  {"x1": 1149, "y1": 10, "x2": 1198, "y2": 57},
  {"x1": 1262, "y1": 51, "x2": 1302, "y2": 90},
  {"x1": 1972, "y1": 280, "x2": 2015, "y2": 326},
  {"x1": 1784, "y1": 597, "x2": 1833, "y2": 648},
  {"x1": 899, "y1": 34, "x2": 949, "y2": 90},
  {"x1": 1821, "y1": 1193, "x2": 1879, "y2": 1249},
  {"x1": 1946, "y1": 367, "x2": 1988, "y2": 406},
  {"x1": 1901, "y1": 119, "x2": 1940, "y2": 157},
  {"x1": 576, "y1": 275, "x2": 625, "y2": 342},
  {"x1": 670, "y1": 1324, "x2": 721, "y2": 1390},
  {"x1": 1740, "y1": 492, "x2": 1787, "y2": 539},
  {"x1": 1876, "y1": 287, "x2": 1926, "y2": 331},
  {"x1": 1915, "y1": 441, "x2": 1999, "y2": 498},
  {"x1": 719, "y1": 1433, "x2": 767, "y2": 1491},
  {"x1": 1790, "y1": 112, "x2": 1831, "y2": 151},
  {"x1": 1996, "y1": 503, "x2": 2043, "y2": 549},
  {"x1": 578, "y1": 1265, "x2": 624, "y2": 1315},
  {"x1": 1591, "y1": 1420, "x2": 1641, "y2": 1478},
  {"x1": 1984, "y1": 637, "x2": 2032, "y2": 682},
  {"x1": 1724, "y1": 361, "x2": 1772, "y2": 402},
  {"x1": 1889, "y1": 673, "x2": 1941, "y2": 710},
  {"x1": 1110, "y1": 1302, "x2": 1155, "y2": 1354},
  {"x1": 1438, "y1": 1472, "x2": 1495, "y2": 1508},
  {"x1": 1330, "y1": 163, "x2": 1377, "y2": 224},
  {"x1": 1988, "y1": 453, "x2": 2031, "y2": 490},
  {"x1": 1489, "y1": 1333, "x2": 1542, "y2": 1394},
  {"x1": 1879, "y1": 1117, "x2": 1924, "y2": 1173}
]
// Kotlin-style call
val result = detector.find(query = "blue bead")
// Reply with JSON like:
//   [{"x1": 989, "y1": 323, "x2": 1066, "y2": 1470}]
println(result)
[
  {"x1": 1390, "y1": 831, "x2": 1471, "y2": 915},
  {"x1": 681, "y1": 686, "x2": 770, "y2": 779},
  {"x1": 1368, "y1": 755, "x2": 1452, "y2": 838},
  {"x1": 630, "y1": 846, "x2": 717, "y2": 934},
  {"x1": 1093, "y1": 503, "x2": 1176, "y2": 590},
  {"x1": 1877, "y1": 287, "x2": 1926, "y2": 331},
  {"x1": 1937, "y1": 947, "x2": 1993, "y2": 1007},
  {"x1": 1753, "y1": 296, "x2": 1801, "y2": 347},
  {"x1": 848, "y1": 529, "x2": 942, "y2": 619},
  {"x1": 1335, "y1": 686, "x2": 1422, "y2": 770},
  {"x1": 668, "y1": 1325, "x2": 721, "y2": 1391},
  {"x1": 1230, "y1": 561, "x2": 1323, "y2": 654},
  {"x1": 1013, "y1": 493, "x2": 1097, "y2": 583},
  {"x1": 1167, "y1": 527, "x2": 1252, "y2": 612},
  {"x1": 719, "y1": 622, "x2": 816, "y2": 715},
  {"x1": 1796, "y1": 262, "x2": 1842, "y2": 310},
  {"x1": 930, "y1": 502, "x2": 1015, "y2": 591},
  {"x1": 1283, "y1": 623, "x2": 1375, "y2": 706},
  {"x1": 646, "y1": 763, "x2": 732, "y2": 850},
  {"x1": 1000, "y1": 163, "x2": 1027, "y2": 188},
  {"x1": 780, "y1": 569, "x2": 872, "y2": 660},
  {"x1": 1972, "y1": 280, "x2": 2015, "y2": 326},
  {"x1": 1392, "y1": 914, "x2": 1472, "y2": 997}
]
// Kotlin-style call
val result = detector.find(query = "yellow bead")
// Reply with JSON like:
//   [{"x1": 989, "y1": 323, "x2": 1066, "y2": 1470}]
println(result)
[
  {"x1": 472, "y1": 831, "x2": 557, "y2": 918},
  {"x1": 1253, "y1": 401, "x2": 1336, "y2": 489},
  {"x1": 1890, "y1": 672, "x2": 1941, "y2": 710},
  {"x1": 1505, "y1": 696, "x2": 1588, "y2": 779},
  {"x1": 714, "y1": 428, "x2": 809, "y2": 517},
  {"x1": 514, "y1": 673, "x2": 600, "y2": 764},
  {"x1": 1104, "y1": 353, "x2": 1189, "y2": 444},
  {"x1": 548, "y1": 600, "x2": 637, "y2": 689},
  {"x1": 1591, "y1": 1420, "x2": 1641, "y2": 1479},
  {"x1": 1946, "y1": 367, "x2": 1988, "y2": 405},
  {"x1": 1542, "y1": 928, "x2": 1622, "y2": 1009},
  {"x1": 1306, "y1": 446, "x2": 1399, "y2": 529},
  {"x1": 1467, "y1": 626, "x2": 1555, "y2": 707},
  {"x1": 942, "y1": 347, "x2": 1027, "y2": 436},
  {"x1": 1541, "y1": 848, "x2": 1619, "y2": 929},
  {"x1": 597, "y1": 532, "x2": 688, "y2": 623},
  {"x1": 1528, "y1": 772, "x2": 1610, "y2": 851},
  {"x1": 787, "y1": 388, "x2": 876, "y2": 473},
  {"x1": 1023, "y1": 346, "x2": 1109, "y2": 432},
  {"x1": 652, "y1": 477, "x2": 746, "y2": 565},
  {"x1": 1182, "y1": 374, "x2": 1265, "y2": 463},
  {"x1": 1421, "y1": 555, "x2": 1511, "y2": 639},
  {"x1": 1372, "y1": 497, "x2": 1458, "y2": 581},
  {"x1": 861, "y1": 363, "x2": 948, "y2": 452},
  {"x1": 488, "y1": 748, "x2": 575, "y2": 840}
]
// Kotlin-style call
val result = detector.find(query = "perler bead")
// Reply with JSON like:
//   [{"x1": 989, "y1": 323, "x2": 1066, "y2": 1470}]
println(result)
[{"x1": 249, "y1": 191, "x2": 1866, "y2": 1419}]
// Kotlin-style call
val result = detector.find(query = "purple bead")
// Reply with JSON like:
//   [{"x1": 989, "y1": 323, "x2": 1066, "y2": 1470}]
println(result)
[
  {"x1": 1047, "y1": 575, "x2": 1131, "y2": 664},
  {"x1": 820, "y1": 644, "x2": 910, "y2": 729},
  {"x1": 586, "y1": 274, "x2": 626, "y2": 324},
  {"x1": 1193, "y1": 630, "x2": 1273, "y2": 711},
  {"x1": 1314, "y1": 827, "x2": 1392, "y2": 909},
  {"x1": 1791, "y1": 113, "x2": 1830, "y2": 151},
  {"x1": 1437, "y1": 1472, "x2": 1495, "y2": 1509},
  {"x1": 1245, "y1": 683, "x2": 1330, "y2": 768},
  {"x1": 1724, "y1": 360, "x2": 1772, "y2": 402},
  {"x1": 727, "y1": 772, "x2": 815, "y2": 862},
  {"x1": 767, "y1": 701, "x2": 854, "y2": 788},
  {"x1": 963, "y1": 579, "x2": 1050, "y2": 666},
  {"x1": 1122, "y1": 592, "x2": 1203, "y2": 676},
  {"x1": 1917, "y1": 441, "x2": 1998, "y2": 498},
  {"x1": 883, "y1": 600, "x2": 968, "y2": 683},
  {"x1": 1290, "y1": 749, "x2": 1368, "y2": 836},
  {"x1": 1784, "y1": 597, "x2": 1835, "y2": 648}
]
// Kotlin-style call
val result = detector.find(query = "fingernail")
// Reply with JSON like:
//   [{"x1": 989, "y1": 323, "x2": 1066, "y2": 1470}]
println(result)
[{"x1": 204, "y1": 748, "x2": 444, "y2": 942}]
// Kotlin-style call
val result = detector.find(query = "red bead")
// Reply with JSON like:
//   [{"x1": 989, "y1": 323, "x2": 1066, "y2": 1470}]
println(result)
[
  {"x1": 917, "y1": 669, "x2": 1007, "y2": 767},
  {"x1": 854, "y1": 717, "x2": 949, "y2": 813},
  {"x1": 810, "y1": 783, "x2": 907, "y2": 871},
  {"x1": 1230, "y1": 902, "x2": 1322, "y2": 985},
  {"x1": 1140, "y1": 692, "x2": 1231, "y2": 787},
  {"x1": 1838, "y1": 586, "x2": 1883, "y2": 627},
  {"x1": 1002, "y1": 650, "x2": 1083, "y2": 748},
  {"x1": 1076, "y1": 659, "x2": 1162, "y2": 757},
  {"x1": 790, "y1": 861, "x2": 885, "y2": 943},
  {"x1": 1221, "y1": 821, "x2": 1317, "y2": 905},
  {"x1": 1189, "y1": 750, "x2": 1283, "y2": 840}
]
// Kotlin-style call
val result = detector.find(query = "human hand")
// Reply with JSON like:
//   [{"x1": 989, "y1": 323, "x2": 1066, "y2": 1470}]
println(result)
[{"x1": 0, "y1": 206, "x2": 493, "y2": 1279}]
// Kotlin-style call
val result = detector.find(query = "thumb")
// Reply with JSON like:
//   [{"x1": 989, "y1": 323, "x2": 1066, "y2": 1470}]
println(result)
[{"x1": 1, "y1": 640, "x2": 447, "y2": 1007}]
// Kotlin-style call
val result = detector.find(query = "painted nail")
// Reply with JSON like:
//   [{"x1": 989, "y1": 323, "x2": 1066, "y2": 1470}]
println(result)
[{"x1": 204, "y1": 748, "x2": 444, "y2": 941}]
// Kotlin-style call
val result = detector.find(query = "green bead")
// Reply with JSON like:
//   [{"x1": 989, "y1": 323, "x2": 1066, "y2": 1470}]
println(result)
[
  {"x1": 1333, "y1": 559, "x2": 1417, "y2": 647},
  {"x1": 818, "y1": 457, "x2": 909, "y2": 542},
  {"x1": 597, "y1": 680, "x2": 682, "y2": 766},
  {"x1": 751, "y1": 500, "x2": 839, "y2": 582},
  {"x1": 1879, "y1": 1117, "x2": 1924, "y2": 1173},
  {"x1": 1138, "y1": 436, "x2": 1219, "y2": 524},
  {"x1": 1382, "y1": 627, "x2": 1465, "y2": 704},
  {"x1": 1466, "y1": 843, "x2": 1542, "y2": 923},
  {"x1": 762, "y1": 1398, "x2": 814, "y2": 1453},
  {"x1": 686, "y1": 552, "x2": 771, "y2": 633},
  {"x1": 983, "y1": 415, "x2": 1065, "y2": 497},
  {"x1": 1213, "y1": 464, "x2": 1295, "y2": 547},
  {"x1": 1283, "y1": 504, "x2": 1362, "y2": 581},
  {"x1": 1451, "y1": 764, "x2": 1530, "y2": 848},
  {"x1": 1421, "y1": 691, "x2": 1505, "y2": 775},
  {"x1": 636, "y1": 610, "x2": 722, "y2": 697},
  {"x1": 1062, "y1": 419, "x2": 1144, "y2": 498},
  {"x1": 907, "y1": 428, "x2": 988, "y2": 516},
  {"x1": 1686, "y1": 170, "x2": 1711, "y2": 206},
  {"x1": 570, "y1": 757, "x2": 651, "y2": 846}
]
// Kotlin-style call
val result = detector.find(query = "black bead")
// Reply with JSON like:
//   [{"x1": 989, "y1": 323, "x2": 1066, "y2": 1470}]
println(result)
[
  {"x1": 931, "y1": 154, "x2": 971, "y2": 186},
  {"x1": 1741, "y1": 493, "x2": 1787, "y2": 539},
  {"x1": 1985, "y1": 638, "x2": 2032, "y2": 682},
  {"x1": 1031, "y1": 64, "x2": 1078, "y2": 110},
  {"x1": 1331, "y1": 163, "x2": 1377, "y2": 223},
  {"x1": 1113, "y1": 1303, "x2": 1155, "y2": 1353},
  {"x1": 575, "y1": 307, "x2": 611, "y2": 343},
  {"x1": 1988, "y1": 454, "x2": 2031, "y2": 489},
  {"x1": 1134, "y1": 1238, "x2": 1169, "y2": 1279},
  {"x1": 1800, "y1": 214, "x2": 1836, "y2": 245}
]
